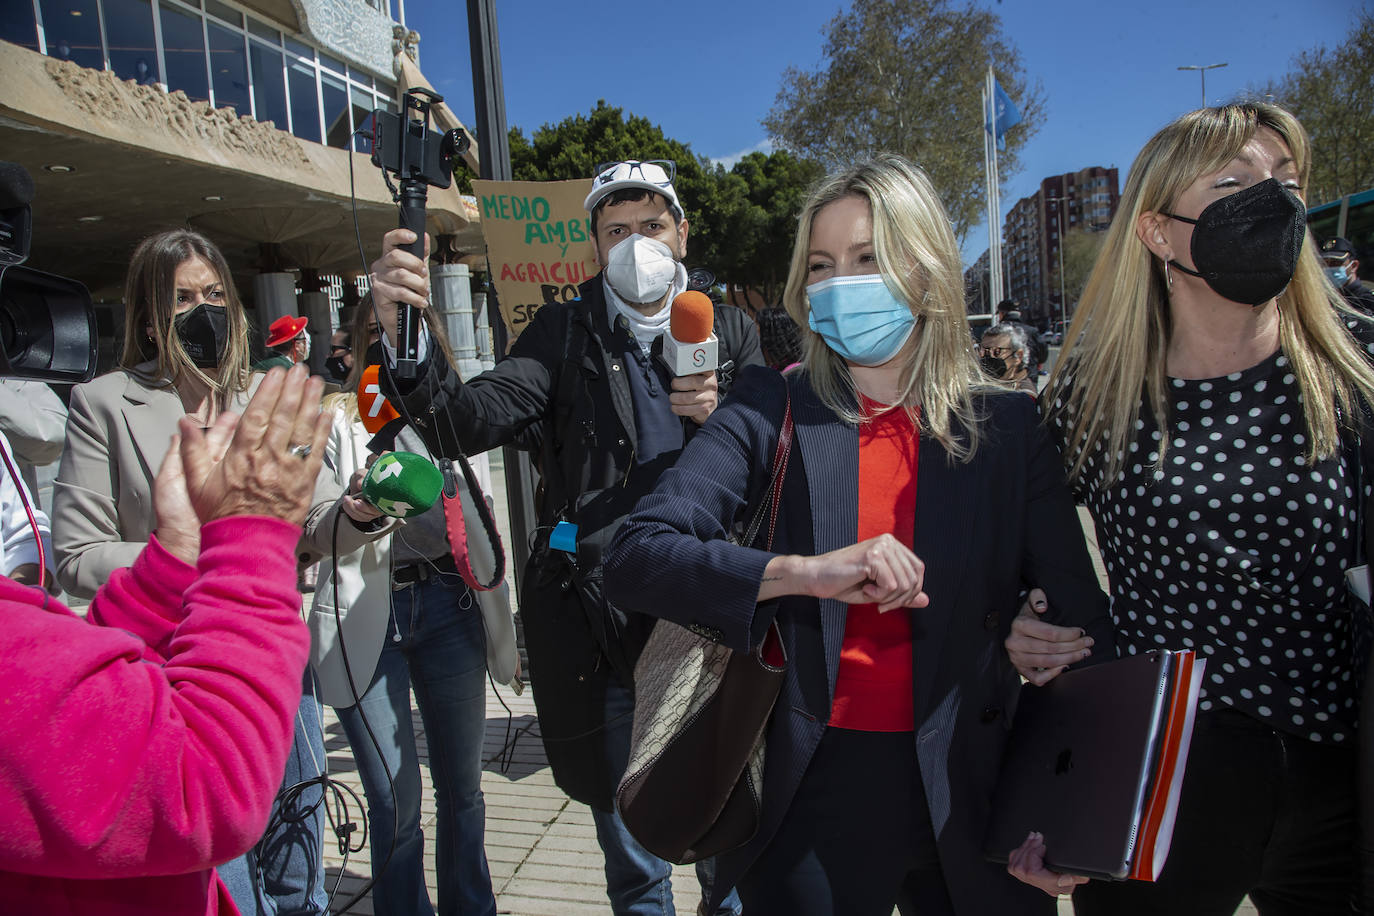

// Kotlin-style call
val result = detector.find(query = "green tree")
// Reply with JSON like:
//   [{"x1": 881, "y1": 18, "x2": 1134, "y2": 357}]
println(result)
[
  {"x1": 507, "y1": 101, "x2": 747, "y2": 278},
  {"x1": 763, "y1": 0, "x2": 1043, "y2": 242},
  {"x1": 726, "y1": 150, "x2": 825, "y2": 307},
  {"x1": 1053, "y1": 229, "x2": 1107, "y2": 315},
  {"x1": 1257, "y1": 12, "x2": 1374, "y2": 205}
]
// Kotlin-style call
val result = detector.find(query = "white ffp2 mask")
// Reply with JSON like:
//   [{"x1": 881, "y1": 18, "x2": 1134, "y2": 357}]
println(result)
[{"x1": 604, "y1": 234, "x2": 678, "y2": 304}]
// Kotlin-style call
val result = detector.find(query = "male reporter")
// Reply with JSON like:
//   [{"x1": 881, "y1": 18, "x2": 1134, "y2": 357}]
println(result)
[{"x1": 368, "y1": 159, "x2": 761, "y2": 915}]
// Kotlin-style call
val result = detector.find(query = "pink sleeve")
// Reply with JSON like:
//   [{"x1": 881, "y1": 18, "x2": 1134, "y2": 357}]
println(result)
[
  {"x1": 86, "y1": 532, "x2": 197, "y2": 662},
  {"x1": 0, "y1": 516, "x2": 308, "y2": 879}
]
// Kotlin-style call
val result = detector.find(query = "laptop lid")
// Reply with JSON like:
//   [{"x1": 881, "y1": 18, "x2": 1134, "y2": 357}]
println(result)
[{"x1": 984, "y1": 650, "x2": 1174, "y2": 880}]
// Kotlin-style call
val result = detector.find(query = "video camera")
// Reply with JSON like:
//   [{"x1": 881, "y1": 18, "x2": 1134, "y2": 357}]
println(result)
[
  {"x1": 370, "y1": 87, "x2": 468, "y2": 379},
  {"x1": 0, "y1": 161, "x2": 96, "y2": 383}
]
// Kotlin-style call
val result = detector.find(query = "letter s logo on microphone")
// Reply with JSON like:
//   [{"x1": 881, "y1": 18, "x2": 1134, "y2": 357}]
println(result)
[{"x1": 692, "y1": 347, "x2": 707, "y2": 369}]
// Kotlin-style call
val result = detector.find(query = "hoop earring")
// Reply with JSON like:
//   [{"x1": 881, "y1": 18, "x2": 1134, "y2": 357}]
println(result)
[{"x1": 1163, "y1": 259, "x2": 1173, "y2": 293}]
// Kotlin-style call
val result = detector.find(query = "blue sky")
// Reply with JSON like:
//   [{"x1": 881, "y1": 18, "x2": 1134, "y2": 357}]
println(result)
[{"x1": 405, "y1": 0, "x2": 1367, "y2": 265}]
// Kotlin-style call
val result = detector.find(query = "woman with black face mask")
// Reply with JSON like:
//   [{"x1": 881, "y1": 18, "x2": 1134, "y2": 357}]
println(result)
[
  {"x1": 1023, "y1": 103, "x2": 1374, "y2": 914},
  {"x1": 51, "y1": 229, "x2": 330, "y2": 916},
  {"x1": 979, "y1": 323, "x2": 1037, "y2": 396}
]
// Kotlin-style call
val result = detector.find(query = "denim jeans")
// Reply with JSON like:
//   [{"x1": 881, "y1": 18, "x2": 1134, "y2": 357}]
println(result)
[
  {"x1": 335, "y1": 572, "x2": 496, "y2": 916},
  {"x1": 594, "y1": 680, "x2": 743, "y2": 916},
  {"x1": 218, "y1": 670, "x2": 329, "y2": 915}
]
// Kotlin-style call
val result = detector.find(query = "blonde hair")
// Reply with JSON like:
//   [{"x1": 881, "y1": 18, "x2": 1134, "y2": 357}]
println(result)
[
  {"x1": 1046, "y1": 101, "x2": 1374, "y2": 485},
  {"x1": 119, "y1": 229, "x2": 251, "y2": 399},
  {"x1": 782, "y1": 154, "x2": 992, "y2": 460}
]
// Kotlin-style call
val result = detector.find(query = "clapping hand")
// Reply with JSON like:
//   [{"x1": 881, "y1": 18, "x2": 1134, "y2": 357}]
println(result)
[{"x1": 177, "y1": 365, "x2": 331, "y2": 527}]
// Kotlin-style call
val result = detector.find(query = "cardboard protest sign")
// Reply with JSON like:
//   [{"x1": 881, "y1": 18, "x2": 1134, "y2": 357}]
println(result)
[{"x1": 472, "y1": 179, "x2": 600, "y2": 339}]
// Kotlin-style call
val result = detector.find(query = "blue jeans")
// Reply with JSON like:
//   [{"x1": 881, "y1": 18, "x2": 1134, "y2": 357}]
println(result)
[
  {"x1": 594, "y1": 681, "x2": 743, "y2": 916},
  {"x1": 335, "y1": 572, "x2": 496, "y2": 916},
  {"x1": 219, "y1": 670, "x2": 329, "y2": 915}
]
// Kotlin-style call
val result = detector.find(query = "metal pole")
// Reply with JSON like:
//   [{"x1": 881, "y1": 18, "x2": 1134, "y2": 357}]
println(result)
[
  {"x1": 467, "y1": 0, "x2": 537, "y2": 591},
  {"x1": 1177, "y1": 63, "x2": 1228, "y2": 108}
]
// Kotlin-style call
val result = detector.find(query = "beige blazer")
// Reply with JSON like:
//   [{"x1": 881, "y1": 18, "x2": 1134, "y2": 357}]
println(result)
[
  {"x1": 52, "y1": 364, "x2": 258, "y2": 599},
  {"x1": 302, "y1": 407, "x2": 399, "y2": 707}
]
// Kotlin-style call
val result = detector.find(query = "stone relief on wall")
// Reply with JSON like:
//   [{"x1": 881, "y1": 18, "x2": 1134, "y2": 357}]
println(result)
[
  {"x1": 296, "y1": 0, "x2": 395, "y2": 77},
  {"x1": 45, "y1": 58, "x2": 312, "y2": 169}
]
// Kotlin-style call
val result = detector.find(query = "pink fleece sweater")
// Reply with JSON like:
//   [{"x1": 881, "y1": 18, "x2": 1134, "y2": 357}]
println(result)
[{"x1": 0, "y1": 516, "x2": 309, "y2": 915}]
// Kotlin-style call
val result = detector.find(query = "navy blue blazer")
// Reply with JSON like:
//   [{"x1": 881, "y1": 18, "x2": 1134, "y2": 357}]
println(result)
[{"x1": 605, "y1": 365, "x2": 1113, "y2": 915}]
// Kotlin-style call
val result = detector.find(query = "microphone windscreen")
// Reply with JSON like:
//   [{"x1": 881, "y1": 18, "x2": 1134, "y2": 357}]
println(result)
[
  {"x1": 0, "y1": 162, "x2": 35, "y2": 211},
  {"x1": 670, "y1": 291, "x2": 714, "y2": 344},
  {"x1": 360, "y1": 451, "x2": 443, "y2": 518},
  {"x1": 358, "y1": 364, "x2": 401, "y2": 434}
]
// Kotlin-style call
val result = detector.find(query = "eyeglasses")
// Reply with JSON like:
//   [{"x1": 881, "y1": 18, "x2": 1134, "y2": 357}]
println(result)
[
  {"x1": 329, "y1": 344, "x2": 350, "y2": 354},
  {"x1": 979, "y1": 345, "x2": 1014, "y2": 358},
  {"x1": 593, "y1": 159, "x2": 677, "y2": 188}
]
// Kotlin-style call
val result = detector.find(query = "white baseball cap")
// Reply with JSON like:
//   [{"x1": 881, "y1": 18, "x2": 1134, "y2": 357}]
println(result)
[{"x1": 584, "y1": 159, "x2": 683, "y2": 219}]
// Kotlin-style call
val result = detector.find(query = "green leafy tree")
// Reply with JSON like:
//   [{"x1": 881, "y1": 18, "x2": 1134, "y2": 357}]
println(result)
[
  {"x1": 726, "y1": 150, "x2": 825, "y2": 307},
  {"x1": 507, "y1": 101, "x2": 745, "y2": 277},
  {"x1": 764, "y1": 0, "x2": 1043, "y2": 242},
  {"x1": 1053, "y1": 229, "x2": 1107, "y2": 316},
  {"x1": 1256, "y1": 12, "x2": 1374, "y2": 205}
]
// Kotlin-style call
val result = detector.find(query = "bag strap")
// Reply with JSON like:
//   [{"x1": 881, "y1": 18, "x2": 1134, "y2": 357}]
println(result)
[
  {"x1": 440, "y1": 455, "x2": 506, "y2": 592},
  {"x1": 740, "y1": 386, "x2": 794, "y2": 551}
]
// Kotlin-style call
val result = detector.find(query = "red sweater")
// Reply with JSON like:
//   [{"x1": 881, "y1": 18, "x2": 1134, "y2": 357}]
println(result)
[
  {"x1": 0, "y1": 517, "x2": 309, "y2": 915},
  {"x1": 830, "y1": 401, "x2": 918, "y2": 731}
]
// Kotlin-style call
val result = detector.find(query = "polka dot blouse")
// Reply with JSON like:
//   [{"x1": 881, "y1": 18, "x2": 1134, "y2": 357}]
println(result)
[{"x1": 1050, "y1": 342, "x2": 1370, "y2": 745}]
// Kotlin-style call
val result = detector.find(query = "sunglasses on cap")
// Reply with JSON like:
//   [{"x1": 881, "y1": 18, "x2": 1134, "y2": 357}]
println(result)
[{"x1": 594, "y1": 159, "x2": 677, "y2": 188}]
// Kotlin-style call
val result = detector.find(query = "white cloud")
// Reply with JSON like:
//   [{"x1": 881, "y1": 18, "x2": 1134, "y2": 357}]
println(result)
[{"x1": 711, "y1": 138, "x2": 775, "y2": 170}]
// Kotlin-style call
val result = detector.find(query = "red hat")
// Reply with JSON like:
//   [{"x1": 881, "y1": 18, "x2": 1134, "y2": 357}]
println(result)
[{"x1": 265, "y1": 315, "x2": 308, "y2": 347}]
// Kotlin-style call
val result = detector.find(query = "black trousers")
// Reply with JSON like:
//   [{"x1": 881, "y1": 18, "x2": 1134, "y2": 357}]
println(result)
[
  {"x1": 1074, "y1": 707, "x2": 1358, "y2": 916},
  {"x1": 738, "y1": 727, "x2": 955, "y2": 916}
]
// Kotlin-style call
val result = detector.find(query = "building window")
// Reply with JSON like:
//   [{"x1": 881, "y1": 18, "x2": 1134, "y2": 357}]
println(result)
[
  {"x1": 38, "y1": 0, "x2": 103, "y2": 71},
  {"x1": 9, "y1": 0, "x2": 397, "y2": 150},
  {"x1": 0, "y1": 3, "x2": 40, "y2": 51},
  {"x1": 286, "y1": 50, "x2": 321, "y2": 143},
  {"x1": 207, "y1": 18, "x2": 250, "y2": 114},
  {"x1": 104, "y1": 0, "x2": 159, "y2": 85},
  {"x1": 321, "y1": 69, "x2": 350, "y2": 148},
  {"x1": 160, "y1": 0, "x2": 210, "y2": 102},
  {"x1": 249, "y1": 37, "x2": 288, "y2": 130}
]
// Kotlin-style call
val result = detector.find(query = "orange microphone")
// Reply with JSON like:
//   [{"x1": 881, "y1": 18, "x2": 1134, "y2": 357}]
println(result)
[
  {"x1": 358, "y1": 363, "x2": 402, "y2": 434},
  {"x1": 659, "y1": 290, "x2": 718, "y2": 376}
]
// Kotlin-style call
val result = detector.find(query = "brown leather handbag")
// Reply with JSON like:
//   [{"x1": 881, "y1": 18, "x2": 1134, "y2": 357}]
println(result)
[{"x1": 616, "y1": 393, "x2": 793, "y2": 865}]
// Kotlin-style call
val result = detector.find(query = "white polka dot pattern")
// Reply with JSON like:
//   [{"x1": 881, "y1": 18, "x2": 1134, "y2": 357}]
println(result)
[{"x1": 1052, "y1": 346, "x2": 1368, "y2": 744}]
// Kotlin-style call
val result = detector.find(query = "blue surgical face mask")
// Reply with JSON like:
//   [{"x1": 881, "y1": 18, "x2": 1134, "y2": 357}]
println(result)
[
  {"x1": 806, "y1": 274, "x2": 916, "y2": 367},
  {"x1": 1327, "y1": 265, "x2": 1350, "y2": 286}
]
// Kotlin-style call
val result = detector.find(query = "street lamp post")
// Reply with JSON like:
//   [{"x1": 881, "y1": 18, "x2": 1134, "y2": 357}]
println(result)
[
  {"x1": 1046, "y1": 194, "x2": 1069, "y2": 333},
  {"x1": 1177, "y1": 63, "x2": 1228, "y2": 107}
]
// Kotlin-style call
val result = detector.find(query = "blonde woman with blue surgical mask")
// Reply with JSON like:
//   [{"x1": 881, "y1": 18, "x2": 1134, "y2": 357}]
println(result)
[{"x1": 605, "y1": 154, "x2": 1110, "y2": 915}]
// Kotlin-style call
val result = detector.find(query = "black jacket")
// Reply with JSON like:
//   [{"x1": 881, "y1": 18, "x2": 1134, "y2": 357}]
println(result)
[
  {"x1": 383, "y1": 273, "x2": 763, "y2": 807},
  {"x1": 606, "y1": 366, "x2": 1113, "y2": 912}
]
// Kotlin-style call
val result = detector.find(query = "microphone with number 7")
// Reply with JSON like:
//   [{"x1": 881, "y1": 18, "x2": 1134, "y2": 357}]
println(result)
[
  {"x1": 659, "y1": 290, "x2": 718, "y2": 376},
  {"x1": 354, "y1": 363, "x2": 442, "y2": 518}
]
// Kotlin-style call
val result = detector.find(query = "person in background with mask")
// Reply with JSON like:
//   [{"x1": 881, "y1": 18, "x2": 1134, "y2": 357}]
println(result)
[
  {"x1": 1321, "y1": 236, "x2": 1374, "y2": 316},
  {"x1": 325, "y1": 328, "x2": 353, "y2": 385},
  {"x1": 258, "y1": 314, "x2": 311, "y2": 370},
  {"x1": 978, "y1": 323, "x2": 1038, "y2": 396},
  {"x1": 52, "y1": 229, "x2": 330, "y2": 916},
  {"x1": 366, "y1": 159, "x2": 762, "y2": 915},
  {"x1": 1037, "y1": 102, "x2": 1374, "y2": 913}
]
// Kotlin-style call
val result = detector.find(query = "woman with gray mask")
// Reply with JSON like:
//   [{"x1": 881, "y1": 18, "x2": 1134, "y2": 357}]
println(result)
[{"x1": 1027, "y1": 102, "x2": 1374, "y2": 913}]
